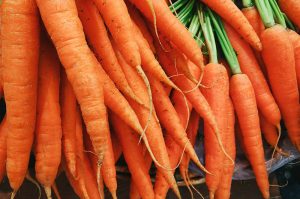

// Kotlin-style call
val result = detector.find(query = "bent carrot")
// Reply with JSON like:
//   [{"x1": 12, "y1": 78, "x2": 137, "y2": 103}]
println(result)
[{"x1": 2, "y1": 0, "x2": 40, "y2": 190}]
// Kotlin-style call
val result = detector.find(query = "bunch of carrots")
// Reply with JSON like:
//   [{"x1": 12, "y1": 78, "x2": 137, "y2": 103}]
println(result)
[{"x1": 0, "y1": 0, "x2": 299, "y2": 198}]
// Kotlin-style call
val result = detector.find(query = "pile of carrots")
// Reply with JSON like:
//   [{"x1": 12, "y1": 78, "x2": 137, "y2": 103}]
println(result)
[{"x1": 0, "y1": 0, "x2": 299, "y2": 198}]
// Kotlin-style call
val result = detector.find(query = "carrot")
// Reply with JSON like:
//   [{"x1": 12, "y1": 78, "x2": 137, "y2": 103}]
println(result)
[
  {"x1": 92, "y1": 0, "x2": 140, "y2": 68},
  {"x1": 2, "y1": 0, "x2": 40, "y2": 190},
  {"x1": 34, "y1": 37, "x2": 62, "y2": 195},
  {"x1": 128, "y1": 0, "x2": 205, "y2": 69},
  {"x1": 202, "y1": 0, "x2": 262, "y2": 51},
  {"x1": 279, "y1": 0, "x2": 300, "y2": 28},
  {"x1": 36, "y1": 0, "x2": 109, "y2": 169},
  {"x1": 224, "y1": 23, "x2": 281, "y2": 127},
  {"x1": 215, "y1": 99, "x2": 236, "y2": 199},
  {"x1": 110, "y1": 112, "x2": 155, "y2": 199},
  {"x1": 64, "y1": 165, "x2": 84, "y2": 199},
  {"x1": 60, "y1": 70, "x2": 77, "y2": 178},
  {"x1": 230, "y1": 74, "x2": 269, "y2": 199},
  {"x1": 117, "y1": 49, "x2": 181, "y2": 197},
  {"x1": 242, "y1": 6, "x2": 265, "y2": 36},
  {"x1": 201, "y1": 63, "x2": 230, "y2": 198},
  {"x1": 149, "y1": 76, "x2": 206, "y2": 172},
  {"x1": 0, "y1": 7, "x2": 2, "y2": 99},
  {"x1": 110, "y1": 130, "x2": 122, "y2": 163},
  {"x1": 0, "y1": 117, "x2": 7, "y2": 182},
  {"x1": 287, "y1": 30, "x2": 300, "y2": 90},
  {"x1": 261, "y1": 25, "x2": 300, "y2": 151},
  {"x1": 76, "y1": 0, "x2": 142, "y2": 105}
]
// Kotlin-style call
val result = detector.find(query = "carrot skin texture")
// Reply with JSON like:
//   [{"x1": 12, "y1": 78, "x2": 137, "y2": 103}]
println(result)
[
  {"x1": 230, "y1": 74, "x2": 269, "y2": 199},
  {"x1": 2, "y1": 0, "x2": 40, "y2": 190},
  {"x1": 279, "y1": 0, "x2": 300, "y2": 28},
  {"x1": 287, "y1": 30, "x2": 300, "y2": 91},
  {"x1": 110, "y1": 113, "x2": 155, "y2": 199},
  {"x1": 36, "y1": 0, "x2": 109, "y2": 163},
  {"x1": 242, "y1": 7, "x2": 265, "y2": 37},
  {"x1": 128, "y1": 0, "x2": 204, "y2": 68},
  {"x1": 224, "y1": 23, "x2": 281, "y2": 126},
  {"x1": 35, "y1": 38, "x2": 62, "y2": 187},
  {"x1": 202, "y1": 0, "x2": 262, "y2": 51},
  {"x1": 93, "y1": 0, "x2": 140, "y2": 67},
  {"x1": 215, "y1": 99, "x2": 236, "y2": 199},
  {"x1": 0, "y1": 117, "x2": 7, "y2": 182},
  {"x1": 260, "y1": 114, "x2": 279, "y2": 148},
  {"x1": 60, "y1": 70, "x2": 77, "y2": 178},
  {"x1": 201, "y1": 63, "x2": 230, "y2": 195},
  {"x1": 261, "y1": 25, "x2": 300, "y2": 150}
]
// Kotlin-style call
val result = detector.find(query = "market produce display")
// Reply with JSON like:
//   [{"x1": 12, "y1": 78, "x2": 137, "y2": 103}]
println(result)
[{"x1": 0, "y1": 0, "x2": 299, "y2": 198}]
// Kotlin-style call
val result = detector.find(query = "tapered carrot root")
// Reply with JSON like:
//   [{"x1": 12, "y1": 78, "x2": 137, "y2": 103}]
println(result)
[
  {"x1": 261, "y1": 25, "x2": 300, "y2": 151},
  {"x1": 242, "y1": 7, "x2": 265, "y2": 37},
  {"x1": 2, "y1": 0, "x2": 40, "y2": 190},
  {"x1": 230, "y1": 74, "x2": 269, "y2": 199}
]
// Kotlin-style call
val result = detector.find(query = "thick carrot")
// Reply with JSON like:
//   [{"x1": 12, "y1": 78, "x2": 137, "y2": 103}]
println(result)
[
  {"x1": 76, "y1": 0, "x2": 142, "y2": 105},
  {"x1": 118, "y1": 50, "x2": 181, "y2": 197},
  {"x1": 224, "y1": 23, "x2": 281, "y2": 127},
  {"x1": 34, "y1": 37, "x2": 62, "y2": 192},
  {"x1": 36, "y1": 0, "x2": 109, "y2": 167},
  {"x1": 128, "y1": 0, "x2": 205, "y2": 69},
  {"x1": 201, "y1": 63, "x2": 230, "y2": 198},
  {"x1": 261, "y1": 25, "x2": 300, "y2": 150},
  {"x1": 215, "y1": 99, "x2": 236, "y2": 199},
  {"x1": 92, "y1": 0, "x2": 140, "y2": 68},
  {"x1": 110, "y1": 113, "x2": 155, "y2": 199},
  {"x1": 2, "y1": 0, "x2": 40, "y2": 190},
  {"x1": 279, "y1": 0, "x2": 300, "y2": 28},
  {"x1": 230, "y1": 74, "x2": 269, "y2": 199},
  {"x1": 0, "y1": 117, "x2": 7, "y2": 182},
  {"x1": 149, "y1": 76, "x2": 206, "y2": 172},
  {"x1": 202, "y1": 0, "x2": 262, "y2": 51},
  {"x1": 287, "y1": 30, "x2": 300, "y2": 90},
  {"x1": 60, "y1": 70, "x2": 77, "y2": 178}
]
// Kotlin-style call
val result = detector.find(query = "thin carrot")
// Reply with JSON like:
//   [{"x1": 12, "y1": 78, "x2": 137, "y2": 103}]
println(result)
[
  {"x1": 224, "y1": 23, "x2": 281, "y2": 127},
  {"x1": 230, "y1": 74, "x2": 269, "y2": 199},
  {"x1": 202, "y1": 0, "x2": 262, "y2": 50},
  {"x1": 287, "y1": 30, "x2": 300, "y2": 90},
  {"x1": 242, "y1": 6, "x2": 265, "y2": 36},
  {"x1": 261, "y1": 25, "x2": 300, "y2": 150},
  {"x1": 110, "y1": 112, "x2": 155, "y2": 199},
  {"x1": 60, "y1": 70, "x2": 77, "y2": 178},
  {"x1": 92, "y1": 0, "x2": 141, "y2": 68},
  {"x1": 36, "y1": 0, "x2": 109, "y2": 169},
  {"x1": 279, "y1": 0, "x2": 300, "y2": 28},
  {"x1": 110, "y1": 129, "x2": 122, "y2": 163},
  {"x1": 2, "y1": 0, "x2": 40, "y2": 191},
  {"x1": 0, "y1": 117, "x2": 7, "y2": 182},
  {"x1": 76, "y1": 0, "x2": 142, "y2": 105},
  {"x1": 128, "y1": 0, "x2": 205, "y2": 69},
  {"x1": 215, "y1": 99, "x2": 236, "y2": 199},
  {"x1": 34, "y1": 37, "x2": 62, "y2": 195}
]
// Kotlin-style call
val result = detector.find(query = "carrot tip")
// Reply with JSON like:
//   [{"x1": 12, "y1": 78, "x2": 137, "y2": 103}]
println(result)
[
  {"x1": 44, "y1": 186, "x2": 52, "y2": 199},
  {"x1": 209, "y1": 191, "x2": 215, "y2": 199},
  {"x1": 111, "y1": 191, "x2": 117, "y2": 199},
  {"x1": 10, "y1": 191, "x2": 16, "y2": 199}
]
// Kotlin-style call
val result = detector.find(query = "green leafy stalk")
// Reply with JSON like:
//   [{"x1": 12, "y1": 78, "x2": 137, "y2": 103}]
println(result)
[
  {"x1": 269, "y1": 0, "x2": 286, "y2": 28},
  {"x1": 169, "y1": 0, "x2": 188, "y2": 13},
  {"x1": 254, "y1": 0, "x2": 275, "y2": 28},
  {"x1": 283, "y1": 13, "x2": 296, "y2": 31},
  {"x1": 207, "y1": 8, "x2": 241, "y2": 74}
]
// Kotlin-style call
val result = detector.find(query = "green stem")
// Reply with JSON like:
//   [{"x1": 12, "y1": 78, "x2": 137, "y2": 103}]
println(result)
[
  {"x1": 269, "y1": 0, "x2": 286, "y2": 27},
  {"x1": 207, "y1": 8, "x2": 241, "y2": 74},
  {"x1": 242, "y1": 0, "x2": 254, "y2": 8},
  {"x1": 169, "y1": 0, "x2": 188, "y2": 13},
  {"x1": 177, "y1": 0, "x2": 195, "y2": 25},
  {"x1": 283, "y1": 13, "x2": 296, "y2": 31},
  {"x1": 254, "y1": 0, "x2": 275, "y2": 28}
]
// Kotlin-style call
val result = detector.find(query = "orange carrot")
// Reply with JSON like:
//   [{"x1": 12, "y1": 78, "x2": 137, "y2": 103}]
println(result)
[
  {"x1": 76, "y1": 0, "x2": 141, "y2": 104},
  {"x1": 287, "y1": 30, "x2": 300, "y2": 90},
  {"x1": 36, "y1": 0, "x2": 109, "y2": 168},
  {"x1": 117, "y1": 49, "x2": 181, "y2": 197},
  {"x1": 2, "y1": 0, "x2": 40, "y2": 190},
  {"x1": 34, "y1": 37, "x2": 62, "y2": 192},
  {"x1": 261, "y1": 25, "x2": 300, "y2": 150},
  {"x1": 110, "y1": 129, "x2": 122, "y2": 163},
  {"x1": 202, "y1": 0, "x2": 262, "y2": 50},
  {"x1": 242, "y1": 7, "x2": 265, "y2": 37},
  {"x1": 230, "y1": 74, "x2": 269, "y2": 199},
  {"x1": 110, "y1": 112, "x2": 155, "y2": 199},
  {"x1": 60, "y1": 70, "x2": 77, "y2": 178},
  {"x1": 215, "y1": 99, "x2": 236, "y2": 199},
  {"x1": 0, "y1": 117, "x2": 7, "y2": 182},
  {"x1": 128, "y1": 0, "x2": 205, "y2": 69},
  {"x1": 224, "y1": 23, "x2": 281, "y2": 127},
  {"x1": 279, "y1": 0, "x2": 300, "y2": 28},
  {"x1": 0, "y1": 7, "x2": 2, "y2": 98},
  {"x1": 92, "y1": 0, "x2": 140, "y2": 68},
  {"x1": 201, "y1": 63, "x2": 230, "y2": 198}
]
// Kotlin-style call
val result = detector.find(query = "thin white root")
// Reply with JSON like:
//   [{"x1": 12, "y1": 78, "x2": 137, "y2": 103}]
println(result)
[
  {"x1": 44, "y1": 186, "x2": 52, "y2": 199},
  {"x1": 25, "y1": 171, "x2": 41, "y2": 199},
  {"x1": 10, "y1": 191, "x2": 16, "y2": 199}
]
